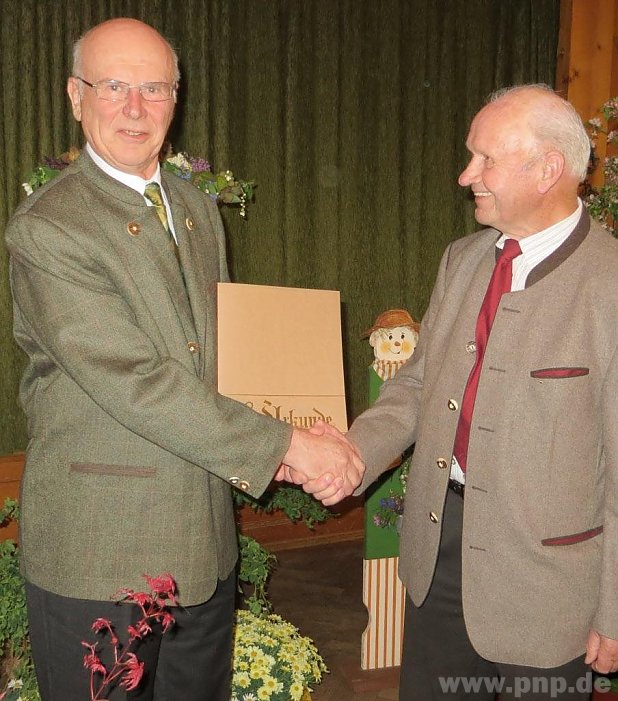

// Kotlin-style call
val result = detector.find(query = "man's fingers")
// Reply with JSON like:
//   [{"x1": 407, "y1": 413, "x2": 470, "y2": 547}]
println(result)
[
  {"x1": 320, "y1": 487, "x2": 347, "y2": 507},
  {"x1": 308, "y1": 420, "x2": 327, "y2": 436},
  {"x1": 302, "y1": 473, "x2": 336, "y2": 495}
]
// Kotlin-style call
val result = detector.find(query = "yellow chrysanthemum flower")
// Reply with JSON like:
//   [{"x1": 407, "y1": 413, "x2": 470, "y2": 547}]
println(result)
[
  {"x1": 289, "y1": 681, "x2": 304, "y2": 701},
  {"x1": 233, "y1": 671, "x2": 251, "y2": 689}
]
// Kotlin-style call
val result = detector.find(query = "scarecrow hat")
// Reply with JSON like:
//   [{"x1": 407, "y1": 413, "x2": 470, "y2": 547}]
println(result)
[{"x1": 361, "y1": 309, "x2": 419, "y2": 338}]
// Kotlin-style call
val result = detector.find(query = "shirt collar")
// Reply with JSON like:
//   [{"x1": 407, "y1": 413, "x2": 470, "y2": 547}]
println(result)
[
  {"x1": 497, "y1": 199, "x2": 583, "y2": 253},
  {"x1": 86, "y1": 143, "x2": 162, "y2": 196}
]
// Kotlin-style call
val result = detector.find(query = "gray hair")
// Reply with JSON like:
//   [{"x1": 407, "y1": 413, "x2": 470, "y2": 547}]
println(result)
[
  {"x1": 488, "y1": 84, "x2": 590, "y2": 182},
  {"x1": 72, "y1": 28, "x2": 181, "y2": 90}
]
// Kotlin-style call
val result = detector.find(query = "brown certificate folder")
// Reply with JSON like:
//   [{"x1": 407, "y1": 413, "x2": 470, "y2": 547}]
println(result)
[{"x1": 217, "y1": 282, "x2": 348, "y2": 430}]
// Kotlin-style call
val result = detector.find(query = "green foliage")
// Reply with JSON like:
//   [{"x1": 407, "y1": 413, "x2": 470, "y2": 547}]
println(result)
[
  {"x1": 0, "y1": 540, "x2": 28, "y2": 658},
  {"x1": 160, "y1": 151, "x2": 254, "y2": 217},
  {"x1": 238, "y1": 534, "x2": 277, "y2": 616},
  {"x1": 0, "y1": 500, "x2": 39, "y2": 700},
  {"x1": 0, "y1": 500, "x2": 28, "y2": 660},
  {"x1": 24, "y1": 166, "x2": 61, "y2": 193},
  {"x1": 235, "y1": 487, "x2": 332, "y2": 614},
  {"x1": 234, "y1": 485, "x2": 332, "y2": 529},
  {"x1": 585, "y1": 98, "x2": 618, "y2": 237},
  {"x1": 0, "y1": 499, "x2": 19, "y2": 526}
]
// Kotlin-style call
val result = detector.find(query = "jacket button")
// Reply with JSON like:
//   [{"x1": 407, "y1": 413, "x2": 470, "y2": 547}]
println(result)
[
  {"x1": 239, "y1": 480, "x2": 250, "y2": 491},
  {"x1": 429, "y1": 511, "x2": 439, "y2": 523},
  {"x1": 436, "y1": 458, "x2": 448, "y2": 470},
  {"x1": 127, "y1": 222, "x2": 141, "y2": 236},
  {"x1": 187, "y1": 342, "x2": 199, "y2": 353},
  {"x1": 185, "y1": 217, "x2": 195, "y2": 230},
  {"x1": 466, "y1": 341, "x2": 476, "y2": 354},
  {"x1": 229, "y1": 477, "x2": 239, "y2": 485},
  {"x1": 447, "y1": 399, "x2": 458, "y2": 411}
]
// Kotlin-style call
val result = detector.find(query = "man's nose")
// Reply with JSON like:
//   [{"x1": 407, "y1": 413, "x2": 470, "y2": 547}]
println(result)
[
  {"x1": 122, "y1": 87, "x2": 146, "y2": 118},
  {"x1": 458, "y1": 157, "x2": 481, "y2": 187}
]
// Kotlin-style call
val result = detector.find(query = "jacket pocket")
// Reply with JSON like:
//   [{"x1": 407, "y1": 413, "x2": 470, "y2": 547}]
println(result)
[
  {"x1": 70, "y1": 463, "x2": 157, "y2": 478},
  {"x1": 541, "y1": 525, "x2": 603, "y2": 546},
  {"x1": 530, "y1": 367, "x2": 589, "y2": 379}
]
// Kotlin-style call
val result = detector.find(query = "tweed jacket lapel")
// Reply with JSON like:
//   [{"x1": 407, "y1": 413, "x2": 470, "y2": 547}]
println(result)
[
  {"x1": 162, "y1": 179, "x2": 212, "y2": 366},
  {"x1": 78, "y1": 153, "x2": 200, "y2": 373}
]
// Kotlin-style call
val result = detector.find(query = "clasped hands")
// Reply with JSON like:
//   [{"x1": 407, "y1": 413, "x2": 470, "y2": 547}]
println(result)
[{"x1": 276, "y1": 420, "x2": 365, "y2": 506}]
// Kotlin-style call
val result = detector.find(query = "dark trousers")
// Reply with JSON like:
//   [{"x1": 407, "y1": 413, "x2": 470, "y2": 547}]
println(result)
[
  {"x1": 398, "y1": 489, "x2": 591, "y2": 701},
  {"x1": 26, "y1": 572, "x2": 236, "y2": 701}
]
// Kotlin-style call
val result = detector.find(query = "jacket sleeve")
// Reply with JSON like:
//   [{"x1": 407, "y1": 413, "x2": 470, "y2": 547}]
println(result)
[
  {"x1": 348, "y1": 242, "x2": 454, "y2": 492},
  {"x1": 6, "y1": 205, "x2": 292, "y2": 499},
  {"x1": 593, "y1": 343, "x2": 618, "y2": 640}
]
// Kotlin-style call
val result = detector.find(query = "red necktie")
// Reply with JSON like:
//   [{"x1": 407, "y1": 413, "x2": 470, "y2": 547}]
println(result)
[{"x1": 453, "y1": 239, "x2": 522, "y2": 472}]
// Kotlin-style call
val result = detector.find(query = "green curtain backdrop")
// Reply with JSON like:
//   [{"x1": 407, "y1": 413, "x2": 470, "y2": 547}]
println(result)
[{"x1": 0, "y1": 0, "x2": 560, "y2": 454}]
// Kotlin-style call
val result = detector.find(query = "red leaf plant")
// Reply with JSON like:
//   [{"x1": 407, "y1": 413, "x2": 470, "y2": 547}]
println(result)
[{"x1": 81, "y1": 573, "x2": 178, "y2": 700}]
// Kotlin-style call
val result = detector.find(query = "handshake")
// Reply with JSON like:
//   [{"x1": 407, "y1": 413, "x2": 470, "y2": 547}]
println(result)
[{"x1": 276, "y1": 421, "x2": 365, "y2": 506}]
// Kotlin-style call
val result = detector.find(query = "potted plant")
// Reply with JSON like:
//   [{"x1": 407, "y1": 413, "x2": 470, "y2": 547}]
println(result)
[{"x1": 231, "y1": 609, "x2": 326, "y2": 701}]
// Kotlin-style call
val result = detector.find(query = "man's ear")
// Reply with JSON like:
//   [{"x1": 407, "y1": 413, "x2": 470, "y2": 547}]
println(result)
[
  {"x1": 537, "y1": 151, "x2": 564, "y2": 194},
  {"x1": 67, "y1": 78, "x2": 83, "y2": 121}
]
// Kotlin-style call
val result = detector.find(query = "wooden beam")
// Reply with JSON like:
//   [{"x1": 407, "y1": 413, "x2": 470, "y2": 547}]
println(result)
[
  {"x1": 563, "y1": 0, "x2": 615, "y2": 118},
  {"x1": 558, "y1": 0, "x2": 618, "y2": 184}
]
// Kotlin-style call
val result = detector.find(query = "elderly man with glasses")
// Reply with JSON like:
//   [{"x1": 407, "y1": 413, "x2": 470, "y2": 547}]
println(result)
[{"x1": 5, "y1": 17, "x2": 363, "y2": 701}]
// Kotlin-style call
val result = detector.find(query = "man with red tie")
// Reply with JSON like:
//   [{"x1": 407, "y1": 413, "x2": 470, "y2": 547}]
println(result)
[{"x1": 305, "y1": 85, "x2": 618, "y2": 699}]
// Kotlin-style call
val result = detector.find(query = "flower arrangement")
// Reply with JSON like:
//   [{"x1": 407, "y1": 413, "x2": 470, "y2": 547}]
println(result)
[
  {"x1": 584, "y1": 97, "x2": 618, "y2": 237},
  {"x1": 82, "y1": 574, "x2": 177, "y2": 700},
  {"x1": 371, "y1": 457, "x2": 410, "y2": 530},
  {"x1": 22, "y1": 145, "x2": 255, "y2": 218},
  {"x1": 231, "y1": 610, "x2": 327, "y2": 701},
  {"x1": 372, "y1": 491, "x2": 405, "y2": 529}
]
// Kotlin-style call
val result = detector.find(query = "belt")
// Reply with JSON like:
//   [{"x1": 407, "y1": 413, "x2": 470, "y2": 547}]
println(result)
[{"x1": 448, "y1": 478, "x2": 465, "y2": 499}]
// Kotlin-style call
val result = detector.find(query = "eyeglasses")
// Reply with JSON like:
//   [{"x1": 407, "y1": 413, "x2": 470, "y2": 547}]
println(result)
[{"x1": 74, "y1": 76, "x2": 177, "y2": 102}]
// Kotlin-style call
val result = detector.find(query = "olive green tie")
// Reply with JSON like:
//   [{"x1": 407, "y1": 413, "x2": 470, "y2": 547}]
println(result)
[
  {"x1": 144, "y1": 181, "x2": 184, "y2": 273},
  {"x1": 144, "y1": 181, "x2": 171, "y2": 234}
]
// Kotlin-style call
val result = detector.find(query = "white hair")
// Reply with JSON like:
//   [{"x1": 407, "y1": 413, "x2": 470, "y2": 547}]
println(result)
[{"x1": 488, "y1": 84, "x2": 590, "y2": 182}]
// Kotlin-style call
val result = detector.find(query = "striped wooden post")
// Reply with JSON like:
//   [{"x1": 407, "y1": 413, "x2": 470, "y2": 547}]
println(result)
[{"x1": 361, "y1": 556, "x2": 406, "y2": 669}]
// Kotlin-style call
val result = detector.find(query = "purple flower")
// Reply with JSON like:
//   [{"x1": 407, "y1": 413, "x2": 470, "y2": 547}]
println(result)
[
  {"x1": 189, "y1": 156, "x2": 211, "y2": 173},
  {"x1": 43, "y1": 156, "x2": 70, "y2": 170}
]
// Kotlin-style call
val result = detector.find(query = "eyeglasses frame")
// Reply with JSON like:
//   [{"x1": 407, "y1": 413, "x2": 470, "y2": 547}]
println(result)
[{"x1": 73, "y1": 76, "x2": 177, "y2": 103}]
